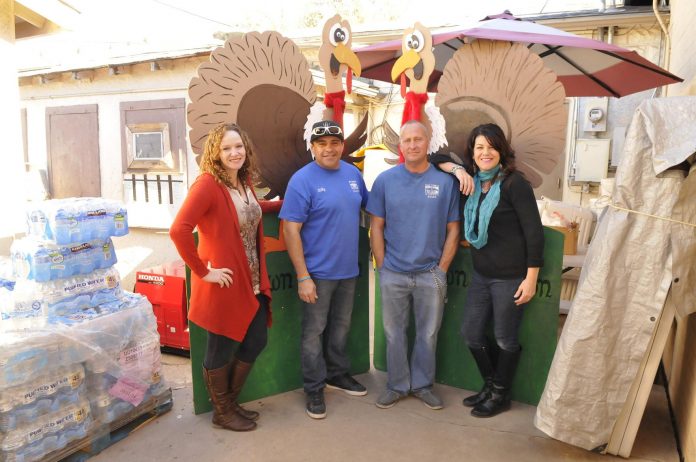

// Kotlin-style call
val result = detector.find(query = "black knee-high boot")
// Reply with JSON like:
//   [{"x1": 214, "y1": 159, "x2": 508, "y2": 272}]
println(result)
[
  {"x1": 471, "y1": 347, "x2": 520, "y2": 418},
  {"x1": 463, "y1": 346, "x2": 495, "y2": 407}
]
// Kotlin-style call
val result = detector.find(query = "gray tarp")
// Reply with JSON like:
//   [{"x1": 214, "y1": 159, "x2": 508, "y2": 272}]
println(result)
[{"x1": 535, "y1": 96, "x2": 696, "y2": 450}]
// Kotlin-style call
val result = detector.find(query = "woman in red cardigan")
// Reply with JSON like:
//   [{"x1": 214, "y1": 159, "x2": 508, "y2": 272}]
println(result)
[{"x1": 170, "y1": 123, "x2": 272, "y2": 432}]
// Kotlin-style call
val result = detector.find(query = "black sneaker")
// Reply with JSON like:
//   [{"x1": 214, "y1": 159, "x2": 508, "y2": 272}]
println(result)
[
  {"x1": 306, "y1": 390, "x2": 326, "y2": 419},
  {"x1": 325, "y1": 374, "x2": 368, "y2": 396}
]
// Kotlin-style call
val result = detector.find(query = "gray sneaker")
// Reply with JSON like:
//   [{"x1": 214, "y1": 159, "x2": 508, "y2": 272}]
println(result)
[
  {"x1": 376, "y1": 389, "x2": 402, "y2": 409},
  {"x1": 413, "y1": 389, "x2": 444, "y2": 410}
]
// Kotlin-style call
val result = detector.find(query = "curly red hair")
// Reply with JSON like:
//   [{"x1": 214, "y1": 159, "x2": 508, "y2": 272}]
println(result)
[{"x1": 199, "y1": 123, "x2": 257, "y2": 187}]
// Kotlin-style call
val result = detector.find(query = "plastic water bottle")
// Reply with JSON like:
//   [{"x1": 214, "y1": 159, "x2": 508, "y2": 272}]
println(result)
[
  {"x1": 94, "y1": 238, "x2": 117, "y2": 270},
  {"x1": 89, "y1": 199, "x2": 112, "y2": 240},
  {"x1": 32, "y1": 246, "x2": 53, "y2": 282},
  {"x1": 26, "y1": 198, "x2": 129, "y2": 244},
  {"x1": 26, "y1": 208, "x2": 49, "y2": 240},
  {"x1": 0, "y1": 328, "x2": 82, "y2": 389},
  {"x1": 0, "y1": 365, "x2": 85, "y2": 432},
  {"x1": 112, "y1": 204, "x2": 129, "y2": 237},
  {"x1": 53, "y1": 204, "x2": 81, "y2": 245},
  {"x1": 1, "y1": 280, "x2": 48, "y2": 332},
  {"x1": 0, "y1": 400, "x2": 91, "y2": 461},
  {"x1": 69, "y1": 241, "x2": 95, "y2": 276}
]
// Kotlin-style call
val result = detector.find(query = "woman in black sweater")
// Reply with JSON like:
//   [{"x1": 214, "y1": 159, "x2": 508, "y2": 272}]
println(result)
[{"x1": 434, "y1": 123, "x2": 544, "y2": 418}]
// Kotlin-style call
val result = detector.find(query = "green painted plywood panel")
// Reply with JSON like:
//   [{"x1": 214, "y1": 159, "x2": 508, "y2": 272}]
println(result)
[
  {"x1": 373, "y1": 227, "x2": 563, "y2": 405},
  {"x1": 188, "y1": 213, "x2": 371, "y2": 414}
]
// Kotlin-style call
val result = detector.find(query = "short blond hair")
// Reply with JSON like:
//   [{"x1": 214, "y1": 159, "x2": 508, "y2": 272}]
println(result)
[{"x1": 399, "y1": 120, "x2": 431, "y2": 139}]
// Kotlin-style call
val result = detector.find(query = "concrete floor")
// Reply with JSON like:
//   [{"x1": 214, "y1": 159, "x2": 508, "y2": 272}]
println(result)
[{"x1": 90, "y1": 353, "x2": 679, "y2": 462}]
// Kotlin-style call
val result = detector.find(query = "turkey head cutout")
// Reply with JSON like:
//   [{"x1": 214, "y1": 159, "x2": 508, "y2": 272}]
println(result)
[
  {"x1": 391, "y1": 23, "x2": 434, "y2": 97},
  {"x1": 319, "y1": 15, "x2": 361, "y2": 97},
  {"x1": 390, "y1": 23, "x2": 446, "y2": 160},
  {"x1": 304, "y1": 15, "x2": 368, "y2": 161}
]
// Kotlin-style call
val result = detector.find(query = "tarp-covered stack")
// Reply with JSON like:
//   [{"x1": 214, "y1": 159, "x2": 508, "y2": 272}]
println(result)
[
  {"x1": 0, "y1": 198, "x2": 167, "y2": 462},
  {"x1": 535, "y1": 97, "x2": 696, "y2": 455}
]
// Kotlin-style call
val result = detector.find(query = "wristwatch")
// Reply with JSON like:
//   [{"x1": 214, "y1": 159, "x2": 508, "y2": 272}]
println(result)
[{"x1": 449, "y1": 165, "x2": 464, "y2": 175}]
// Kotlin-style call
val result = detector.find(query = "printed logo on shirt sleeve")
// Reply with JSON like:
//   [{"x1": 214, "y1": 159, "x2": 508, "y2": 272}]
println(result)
[
  {"x1": 348, "y1": 180, "x2": 360, "y2": 193},
  {"x1": 317, "y1": 187, "x2": 326, "y2": 193},
  {"x1": 425, "y1": 184, "x2": 440, "y2": 199}
]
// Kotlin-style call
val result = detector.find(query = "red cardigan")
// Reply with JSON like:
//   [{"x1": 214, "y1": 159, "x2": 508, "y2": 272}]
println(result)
[{"x1": 169, "y1": 173, "x2": 272, "y2": 342}]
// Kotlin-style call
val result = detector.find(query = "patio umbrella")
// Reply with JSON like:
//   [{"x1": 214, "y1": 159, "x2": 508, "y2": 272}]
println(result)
[{"x1": 356, "y1": 11, "x2": 682, "y2": 98}]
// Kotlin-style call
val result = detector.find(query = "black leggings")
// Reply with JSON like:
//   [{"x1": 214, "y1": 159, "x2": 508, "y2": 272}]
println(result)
[{"x1": 204, "y1": 295, "x2": 269, "y2": 369}]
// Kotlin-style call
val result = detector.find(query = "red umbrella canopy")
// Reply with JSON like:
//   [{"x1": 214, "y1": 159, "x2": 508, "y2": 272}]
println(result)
[{"x1": 356, "y1": 12, "x2": 682, "y2": 98}]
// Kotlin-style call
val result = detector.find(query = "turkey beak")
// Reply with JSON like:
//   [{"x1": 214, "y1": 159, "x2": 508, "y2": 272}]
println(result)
[
  {"x1": 391, "y1": 49, "x2": 420, "y2": 83},
  {"x1": 333, "y1": 43, "x2": 362, "y2": 77}
]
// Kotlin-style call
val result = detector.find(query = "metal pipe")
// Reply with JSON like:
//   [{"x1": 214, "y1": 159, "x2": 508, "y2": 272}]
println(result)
[{"x1": 653, "y1": 0, "x2": 671, "y2": 96}]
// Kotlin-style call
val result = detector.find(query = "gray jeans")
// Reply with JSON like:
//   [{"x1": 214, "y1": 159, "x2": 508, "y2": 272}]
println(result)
[
  {"x1": 379, "y1": 266, "x2": 446, "y2": 395},
  {"x1": 301, "y1": 278, "x2": 357, "y2": 393}
]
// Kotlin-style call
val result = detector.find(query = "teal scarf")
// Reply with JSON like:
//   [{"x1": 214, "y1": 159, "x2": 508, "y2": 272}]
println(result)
[{"x1": 463, "y1": 165, "x2": 502, "y2": 249}]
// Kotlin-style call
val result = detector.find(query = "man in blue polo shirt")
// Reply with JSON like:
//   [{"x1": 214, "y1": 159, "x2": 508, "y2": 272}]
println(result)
[
  {"x1": 367, "y1": 120, "x2": 460, "y2": 410},
  {"x1": 280, "y1": 120, "x2": 369, "y2": 419}
]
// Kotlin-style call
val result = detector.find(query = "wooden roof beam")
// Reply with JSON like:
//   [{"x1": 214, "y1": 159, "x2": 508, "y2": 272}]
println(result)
[{"x1": 14, "y1": 2, "x2": 46, "y2": 28}]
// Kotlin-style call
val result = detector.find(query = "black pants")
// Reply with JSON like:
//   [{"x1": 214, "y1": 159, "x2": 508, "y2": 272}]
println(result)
[
  {"x1": 461, "y1": 270, "x2": 524, "y2": 352},
  {"x1": 204, "y1": 294, "x2": 268, "y2": 369}
]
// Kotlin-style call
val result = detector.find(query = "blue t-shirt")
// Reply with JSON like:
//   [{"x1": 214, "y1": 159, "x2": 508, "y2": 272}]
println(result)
[
  {"x1": 280, "y1": 161, "x2": 368, "y2": 279},
  {"x1": 366, "y1": 164, "x2": 460, "y2": 273}
]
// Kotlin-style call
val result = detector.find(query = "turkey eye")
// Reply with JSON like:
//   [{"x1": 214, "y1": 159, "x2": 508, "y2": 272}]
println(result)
[
  {"x1": 404, "y1": 30, "x2": 425, "y2": 52},
  {"x1": 329, "y1": 24, "x2": 350, "y2": 46}
]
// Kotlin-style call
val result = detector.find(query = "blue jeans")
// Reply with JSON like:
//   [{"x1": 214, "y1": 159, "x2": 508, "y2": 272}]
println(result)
[
  {"x1": 301, "y1": 278, "x2": 357, "y2": 393},
  {"x1": 461, "y1": 270, "x2": 525, "y2": 352},
  {"x1": 379, "y1": 266, "x2": 446, "y2": 395}
]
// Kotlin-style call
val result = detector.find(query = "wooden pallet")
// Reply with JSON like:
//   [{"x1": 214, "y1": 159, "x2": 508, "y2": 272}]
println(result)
[{"x1": 42, "y1": 387, "x2": 173, "y2": 462}]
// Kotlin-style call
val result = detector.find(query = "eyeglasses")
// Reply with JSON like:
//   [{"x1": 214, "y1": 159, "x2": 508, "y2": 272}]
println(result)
[{"x1": 312, "y1": 125, "x2": 343, "y2": 137}]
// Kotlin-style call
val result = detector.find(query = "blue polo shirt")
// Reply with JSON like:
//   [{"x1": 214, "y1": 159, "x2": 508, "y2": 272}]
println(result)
[{"x1": 280, "y1": 161, "x2": 368, "y2": 280}]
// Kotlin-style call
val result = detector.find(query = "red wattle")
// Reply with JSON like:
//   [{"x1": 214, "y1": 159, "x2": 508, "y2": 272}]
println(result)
[
  {"x1": 323, "y1": 91, "x2": 346, "y2": 129},
  {"x1": 400, "y1": 73, "x2": 407, "y2": 98},
  {"x1": 346, "y1": 68, "x2": 352, "y2": 94}
]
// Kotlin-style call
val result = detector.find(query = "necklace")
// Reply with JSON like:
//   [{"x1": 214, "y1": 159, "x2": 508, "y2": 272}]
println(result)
[{"x1": 229, "y1": 179, "x2": 249, "y2": 205}]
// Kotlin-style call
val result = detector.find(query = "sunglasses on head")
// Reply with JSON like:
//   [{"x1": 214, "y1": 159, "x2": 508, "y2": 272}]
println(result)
[{"x1": 312, "y1": 126, "x2": 343, "y2": 137}]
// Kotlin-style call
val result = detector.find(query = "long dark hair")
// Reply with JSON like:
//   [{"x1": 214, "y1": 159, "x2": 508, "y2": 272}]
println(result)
[
  {"x1": 464, "y1": 123, "x2": 517, "y2": 179},
  {"x1": 199, "y1": 123, "x2": 257, "y2": 188}
]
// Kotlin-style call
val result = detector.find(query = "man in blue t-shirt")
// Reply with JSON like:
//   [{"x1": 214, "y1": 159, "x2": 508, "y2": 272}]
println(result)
[
  {"x1": 367, "y1": 120, "x2": 460, "y2": 411},
  {"x1": 280, "y1": 120, "x2": 369, "y2": 420}
]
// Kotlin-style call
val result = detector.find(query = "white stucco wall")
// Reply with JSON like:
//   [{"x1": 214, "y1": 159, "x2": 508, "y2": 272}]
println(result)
[
  {"x1": 20, "y1": 56, "x2": 207, "y2": 200},
  {"x1": 668, "y1": 0, "x2": 696, "y2": 96},
  {"x1": 0, "y1": 1, "x2": 28, "y2": 243}
]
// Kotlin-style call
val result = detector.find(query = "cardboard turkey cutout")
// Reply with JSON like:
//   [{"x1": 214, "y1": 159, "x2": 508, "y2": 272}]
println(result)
[
  {"x1": 435, "y1": 40, "x2": 567, "y2": 188},
  {"x1": 187, "y1": 18, "x2": 366, "y2": 199}
]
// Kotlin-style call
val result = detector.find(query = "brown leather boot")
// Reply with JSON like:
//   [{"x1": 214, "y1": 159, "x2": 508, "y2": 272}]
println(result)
[
  {"x1": 203, "y1": 364, "x2": 256, "y2": 431},
  {"x1": 229, "y1": 358, "x2": 260, "y2": 421}
]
